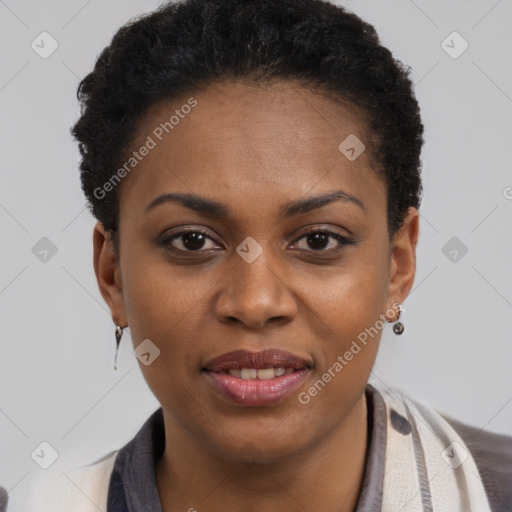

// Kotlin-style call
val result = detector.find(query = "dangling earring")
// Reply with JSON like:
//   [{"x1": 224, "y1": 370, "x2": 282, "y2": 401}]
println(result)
[
  {"x1": 114, "y1": 323, "x2": 125, "y2": 371},
  {"x1": 392, "y1": 302, "x2": 404, "y2": 335}
]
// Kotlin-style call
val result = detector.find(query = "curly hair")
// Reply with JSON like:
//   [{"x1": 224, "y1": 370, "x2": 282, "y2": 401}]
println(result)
[{"x1": 72, "y1": 0, "x2": 424, "y2": 252}]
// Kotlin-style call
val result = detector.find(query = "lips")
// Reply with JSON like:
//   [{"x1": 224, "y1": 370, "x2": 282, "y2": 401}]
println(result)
[{"x1": 202, "y1": 349, "x2": 312, "y2": 406}]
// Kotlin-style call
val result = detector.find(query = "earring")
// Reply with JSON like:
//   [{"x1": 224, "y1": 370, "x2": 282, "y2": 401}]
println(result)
[
  {"x1": 114, "y1": 323, "x2": 125, "y2": 371},
  {"x1": 392, "y1": 302, "x2": 404, "y2": 335}
]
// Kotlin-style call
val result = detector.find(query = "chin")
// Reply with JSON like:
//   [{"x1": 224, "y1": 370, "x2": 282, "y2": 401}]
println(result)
[{"x1": 204, "y1": 421, "x2": 314, "y2": 465}]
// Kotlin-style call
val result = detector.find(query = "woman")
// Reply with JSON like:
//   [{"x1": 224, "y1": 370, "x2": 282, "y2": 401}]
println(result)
[{"x1": 27, "y1": 0, "x2": 512, "y2": 510}]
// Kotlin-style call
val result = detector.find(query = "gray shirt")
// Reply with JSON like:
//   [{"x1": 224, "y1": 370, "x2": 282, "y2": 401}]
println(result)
[{"x1": 106, "y1": 385, "x2": 512, "y2": 511}]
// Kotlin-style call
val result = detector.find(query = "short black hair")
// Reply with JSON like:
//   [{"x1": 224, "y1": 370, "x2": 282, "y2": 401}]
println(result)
[{"x1": 72, "y1": 0, "x2": 424, "y2": 252}]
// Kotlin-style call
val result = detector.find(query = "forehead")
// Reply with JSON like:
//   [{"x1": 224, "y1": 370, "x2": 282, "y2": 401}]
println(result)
[{"x1": 117, "y1": 79, "x2": 386, "y2": 223}]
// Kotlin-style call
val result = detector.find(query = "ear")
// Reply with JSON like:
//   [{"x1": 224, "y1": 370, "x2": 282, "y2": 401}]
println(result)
[
  {"x1": 386, "y1": 207, "x2": 420, "y2": 316},
  {"x1": 93, "y1": 222, "x2": 128, "y2": 326}
]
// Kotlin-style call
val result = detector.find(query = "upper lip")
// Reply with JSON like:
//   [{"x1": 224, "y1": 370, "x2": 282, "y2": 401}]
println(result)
[{"x1": 203, "y1": 349, "x2": 313, "y2": 372}]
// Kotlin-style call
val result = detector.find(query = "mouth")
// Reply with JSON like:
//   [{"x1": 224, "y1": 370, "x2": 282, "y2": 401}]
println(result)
[{"x1": 202, "y1": 349, "x2": 313, "y2": 406}]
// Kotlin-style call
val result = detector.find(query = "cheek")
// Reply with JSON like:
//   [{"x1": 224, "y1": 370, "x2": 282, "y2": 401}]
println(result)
[
  {"x1": 308, "y1": 249, "x2": 389, "y2": 374},
  {"x1": 120, "y1": 260, "x2": 198, "y2": 413},
  {"x1": 121, "y1": 253, "x2": 200, "y2": 340},
  {"x1": 309, "y1": 247, "x2": 388, "y2": 325},
  {"x1": 118, "y1": 261, "x2": 194, "y2": 400}
]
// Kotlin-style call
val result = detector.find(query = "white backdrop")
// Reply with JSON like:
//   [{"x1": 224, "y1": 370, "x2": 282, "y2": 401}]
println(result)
[{"x1": 1, "y1": 0, "x2": 511, "y2": 509}]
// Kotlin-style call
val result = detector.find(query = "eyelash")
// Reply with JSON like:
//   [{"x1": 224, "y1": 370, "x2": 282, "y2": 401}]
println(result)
[{"x1": 159, "y1": 227, "x2": 354, "y2": 254}]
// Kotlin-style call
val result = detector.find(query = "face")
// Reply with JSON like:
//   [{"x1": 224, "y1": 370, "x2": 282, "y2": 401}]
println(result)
[{"x1": 94, "y1": 79, "x2": 418, "y2": 462}]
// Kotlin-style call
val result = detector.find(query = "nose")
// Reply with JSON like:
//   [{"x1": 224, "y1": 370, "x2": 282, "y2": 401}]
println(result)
[{"x1": 213, "y1": 246, "x2": 298, "y2": 330}]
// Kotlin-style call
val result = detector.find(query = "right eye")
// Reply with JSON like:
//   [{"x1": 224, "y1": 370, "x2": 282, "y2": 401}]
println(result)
[{"x1": 159, "y1": 228, "x2": 222, "y2": 252}]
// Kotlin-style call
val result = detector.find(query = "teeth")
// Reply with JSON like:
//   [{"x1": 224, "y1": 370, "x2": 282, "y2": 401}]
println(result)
[
  {"x1": 257, "y1": 368, "x2": 275, "y2": 380},
  {"x1": 240, "y1": 368, "x2": 258, "y2": 380},
  {"x1": 228, "y1": 367, "x2": 294, "y2": 379}
]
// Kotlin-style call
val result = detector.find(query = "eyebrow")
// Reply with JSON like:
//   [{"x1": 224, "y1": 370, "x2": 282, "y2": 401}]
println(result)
[{"x1": 144, "y1": 189, "x2": 365, "y2": 218}]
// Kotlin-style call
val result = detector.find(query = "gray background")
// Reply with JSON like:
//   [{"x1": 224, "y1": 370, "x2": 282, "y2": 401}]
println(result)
[{"x1": 1, "y1": 0, "x2": 511, "y2": 509}]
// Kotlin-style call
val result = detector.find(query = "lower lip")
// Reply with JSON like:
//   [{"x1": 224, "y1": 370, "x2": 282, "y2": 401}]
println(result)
[{"x1": 204, "y1": 369, "x2": 310, "y2": 406}]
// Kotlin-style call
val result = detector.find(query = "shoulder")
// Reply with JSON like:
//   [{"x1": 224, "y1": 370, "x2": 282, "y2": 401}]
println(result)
[
  {"x1": 370, "y1": 384, "x2": 512, "y2": 511},
  {"x1": 442, "y1": 414, "x2": 512, "y2": 512},
  {"x1": 25, "y1": 450, "x2": 118, "y2": 512}
]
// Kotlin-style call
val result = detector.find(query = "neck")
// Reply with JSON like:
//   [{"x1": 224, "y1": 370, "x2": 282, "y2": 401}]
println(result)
[{"x1": 156, "y1": 393, "x2": 369, "y2": 512}]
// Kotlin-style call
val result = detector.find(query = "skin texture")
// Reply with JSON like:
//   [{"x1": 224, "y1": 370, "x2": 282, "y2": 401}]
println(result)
[{"x1": 93, "y1": 79, "x2": 419, "y2": 511}]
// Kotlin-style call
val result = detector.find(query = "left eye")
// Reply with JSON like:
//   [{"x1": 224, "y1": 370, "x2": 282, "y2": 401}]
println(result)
[{"x1": 293, "y1": 229, "x2": 351, "y2": 251}]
